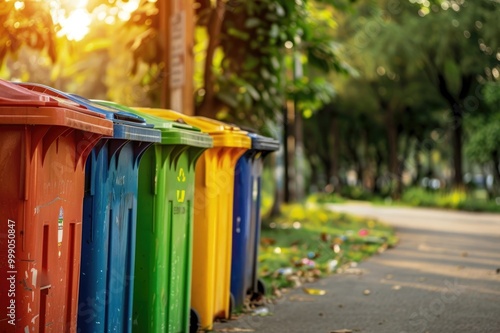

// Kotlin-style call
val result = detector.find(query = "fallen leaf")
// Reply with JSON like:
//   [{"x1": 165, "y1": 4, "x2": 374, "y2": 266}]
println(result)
[
  {"x1": 303, "y1": 287, "x2": 326, "y2": 295},
  {"x1": 392, "y1": 285, "x2": 401, "y2": 290},
  {"x1": 378, "y1": 244, "x2": 388, "y2": 253},
  {"x1": 260, "y1": 237, "x2": 275, "y2": 246},
  {"x1": 287, "y1": 275, "x2": 302, "y2": 287},
  {"x1": 461, "y1": 252, "x2": 468, "y2": 257},
  {"x1": 363, "y1": 289, "x2": 371, "y2": 295},
  {"x1": 330, "y1": 329, "x2": 353, "y2": 333}
]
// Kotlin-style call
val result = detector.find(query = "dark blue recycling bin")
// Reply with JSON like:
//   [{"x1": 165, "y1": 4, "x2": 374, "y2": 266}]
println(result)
[
  {"x1": 17, "y1": 83, "x2": 161, "y2": 333},
  {"x1": 230, "y1": 133, "x2": 279, "y2": 311}
]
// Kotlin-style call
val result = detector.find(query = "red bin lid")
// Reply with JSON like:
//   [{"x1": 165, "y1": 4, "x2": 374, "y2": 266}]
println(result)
[{"x1": 0, "y1": 79, "x2": 105, "y2": 118}]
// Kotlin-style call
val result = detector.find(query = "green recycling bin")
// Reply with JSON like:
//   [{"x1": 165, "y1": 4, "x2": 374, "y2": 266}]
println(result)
[{"x1": 93, "y1": 101, "x2": 213, "y2": 333}]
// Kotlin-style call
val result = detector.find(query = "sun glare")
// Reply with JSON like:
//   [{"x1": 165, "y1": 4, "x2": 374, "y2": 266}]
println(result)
[
  {"x1": 46, "y1": 0, "x2": 141, "y2": 42},
  {"x1": 57, "y1": 8, "x2": 91, "y2": 41}
]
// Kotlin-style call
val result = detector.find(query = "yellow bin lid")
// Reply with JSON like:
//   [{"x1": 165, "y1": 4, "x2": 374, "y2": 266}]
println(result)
[{"x1": 135, "y1": 108, "x2": 251, "y2": 149}]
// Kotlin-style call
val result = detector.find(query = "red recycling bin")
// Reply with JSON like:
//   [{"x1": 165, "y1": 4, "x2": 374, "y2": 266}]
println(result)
[{"x1": 0, "y1": 80, "x2": 113, "y2": 333}]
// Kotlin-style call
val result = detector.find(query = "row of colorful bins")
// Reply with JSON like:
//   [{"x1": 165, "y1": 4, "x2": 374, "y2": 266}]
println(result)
[{"x1": 0, "y1": 79, "x2": 279, "y2": 333}]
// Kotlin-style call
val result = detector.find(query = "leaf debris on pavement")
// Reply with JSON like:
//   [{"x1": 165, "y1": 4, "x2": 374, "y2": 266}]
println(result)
[{"x1": 303, "y1": 287, "x2": 326, "y2": 295}]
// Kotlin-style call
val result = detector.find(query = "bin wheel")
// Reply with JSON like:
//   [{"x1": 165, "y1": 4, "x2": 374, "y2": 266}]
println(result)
[
  {"x1": 250, "y1": 279, "x2": 266, "y2": 302},
  {"x1": 229, "y1": 293, "x2": 235, "y2": 318},
  {"x1": 190, "y1": 308, "x2": 200, "y2": 333},
  {"x1": 257, "y1": 279, "x2": 266, "y2": 295}
]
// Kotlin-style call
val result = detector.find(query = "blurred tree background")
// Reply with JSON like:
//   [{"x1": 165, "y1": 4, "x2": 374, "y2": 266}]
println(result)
[{"x1": 1, "y1": 0, "x2": 499, "y2": 207}]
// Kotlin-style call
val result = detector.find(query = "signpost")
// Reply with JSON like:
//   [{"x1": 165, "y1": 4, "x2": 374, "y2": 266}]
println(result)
[{"x1": 160, "y1": 0, "x2": 194, "y2": 115}]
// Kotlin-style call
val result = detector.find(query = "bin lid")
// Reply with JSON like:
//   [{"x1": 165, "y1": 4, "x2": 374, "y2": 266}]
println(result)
[
  {"x1": 135, "y1": 108, "x2": 251, "y2": 149},
  {"x1": 93, "y1": 101, "x2": 213, "y2": 148},
  {"x1": 0, "y1": 80, "x2": 113, "y2": 136},
  {"x1": 248, "y1": 133, "x2": 280, "y2": 152},
  {"x1": 16, "y1": 83, "x2": 162, "y2": 143},
  {"x1": 16, "y1": 82, "x2": 149, "y2": 126},
  {"x1": 0, "y1": 79, "x2": 106, "y2": 116}
]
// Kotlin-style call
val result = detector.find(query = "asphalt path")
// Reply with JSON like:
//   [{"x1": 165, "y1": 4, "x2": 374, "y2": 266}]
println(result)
[{"x1": 213, "y1": 203, "x2": 500, "y2": 333}]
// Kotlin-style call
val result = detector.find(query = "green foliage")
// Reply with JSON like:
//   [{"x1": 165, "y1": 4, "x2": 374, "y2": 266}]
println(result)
[
  {"x1": 401, "y1": 187, "x2": 500, "y2": 213},
  {"x1": 0, "y1": 1, "x2": 58, "y2": 66},
  {"x1": 195, "y1": 0, "x2": 344, "y2": 126},
  {"x1": 465, "y1": 81, "x2": 500, "y2": 183},
  {"x1": 303, "y1": 0, "x2": 500, "y2": 197},
  {"x1": 465, "y1": 113, "x2": 500, "y2": 164}
]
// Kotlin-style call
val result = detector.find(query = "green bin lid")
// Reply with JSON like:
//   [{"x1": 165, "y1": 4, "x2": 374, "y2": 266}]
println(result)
[{"x1": 92, "y1": 100, "x2": 213, "y2": 148}]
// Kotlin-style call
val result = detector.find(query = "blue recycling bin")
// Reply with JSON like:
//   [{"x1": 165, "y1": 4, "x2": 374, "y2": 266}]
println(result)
[
  {"x1": 17, "y1": 83, "x2": 161, "y2": 333},
  {"x1": 230, "y1": 133, "x2": 279, "y2": 311}
]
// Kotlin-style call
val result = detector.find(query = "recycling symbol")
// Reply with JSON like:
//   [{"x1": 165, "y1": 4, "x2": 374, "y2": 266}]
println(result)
[
  {"x1": 177, "y1": 168, "x2": 186, "y2": 182},
  {"x1": 177, "y1": 168, "x2": 186, "y2": 202}
]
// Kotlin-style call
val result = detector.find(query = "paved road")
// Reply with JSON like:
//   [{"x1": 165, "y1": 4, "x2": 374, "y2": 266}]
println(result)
[{"x1": 214, "y1": 203, "x2": 500, "y2": 333}]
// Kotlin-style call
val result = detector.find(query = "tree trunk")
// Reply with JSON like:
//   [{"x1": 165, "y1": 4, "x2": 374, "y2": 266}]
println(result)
[
  {"x1": 492, "y1": 150, "x2": 500, "y2": 196},
  {"x1": 413, "y1": 145, "x2": 423, "y2": 186},
  {"x1": 269, "y1": 153, "x2": 283, "y2": 218},
  {"x1": 373, "y1": 145, "x2": 384, "y2": 195},
  {"x1": 385, "y1": 108, "x2": 400, "y2": 199},
  {"x1": 330, "y1": 112, "x2": 341, "y2": 193},
  {"x1": 451, "y1": 102, "x2": 464, "y2": 188},
  {"x1": 196, "y1": 0, "x2": 225, "y2": 118},
  {"x1": 436, "y1": 73, "x2": 473, "y2": 188},
  {"x1": 397, "y1": 134, "x2": 412, "y2": 195},
  {"x1": 284, "y1": 104, "x2": 296, "y2": 202},
  {"x1": 345, "y1": 130, "x2": 363, "y2": 187},
  {"x1": 295, "y1": 109, "x2": 305, "y2": 201},
  {"x1": 322, "y1": 157, "x2": 332, "y2": 190}
]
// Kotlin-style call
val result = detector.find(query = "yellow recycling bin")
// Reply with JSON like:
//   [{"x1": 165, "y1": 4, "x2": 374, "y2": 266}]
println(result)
[{"x1": 135, "y1": 108, "x2": 251, "y2": 331}]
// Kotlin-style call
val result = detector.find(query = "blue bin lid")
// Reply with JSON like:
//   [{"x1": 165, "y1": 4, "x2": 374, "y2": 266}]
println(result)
[
  {"x1": 17, "y1": 82, "x2": 160, "y2": 143},
  {"x1": 248, "y1": 132, "x2": 280, "y2": 152}
]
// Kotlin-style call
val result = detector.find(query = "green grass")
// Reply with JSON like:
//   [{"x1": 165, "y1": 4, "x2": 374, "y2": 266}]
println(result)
[
  {"x1": 401, "y1": 187, "x2": 500, "y2": 212},
  {"x1": 258, "y1": 203, "x2": 397, "y2": 291},
  {"x1": 307, "y1": 192, "x2": 347, "y2": 204},
  {"x1": 314, "y1": 186, "x2": 500, "y2": 213}
]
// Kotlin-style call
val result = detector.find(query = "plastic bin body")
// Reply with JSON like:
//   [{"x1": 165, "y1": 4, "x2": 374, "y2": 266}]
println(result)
[
  {"x1": 0, "y1": 80, "x2": 113, "y2": 333},
  {"x1": 17, "y1": 83, "x2": 161, "y2": 333},
  {"x1": 230, "y1": 152, "x2": 254, "y2": 310},
  {"x1": 77, "y1": 110, "x2": 159, "y2": 333},
  {"x1": 95, "y1": 103, "x2": 212, "y2": 333},
  {"x1": 134, "y1": 108, "x2": 251, "y2": 330},
  {"x1": 231, "y1": 134, "x2": 279, "y2": 310},
  {"x1": 78, "y1": 144, "x2": 141, "y2": 333}
]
